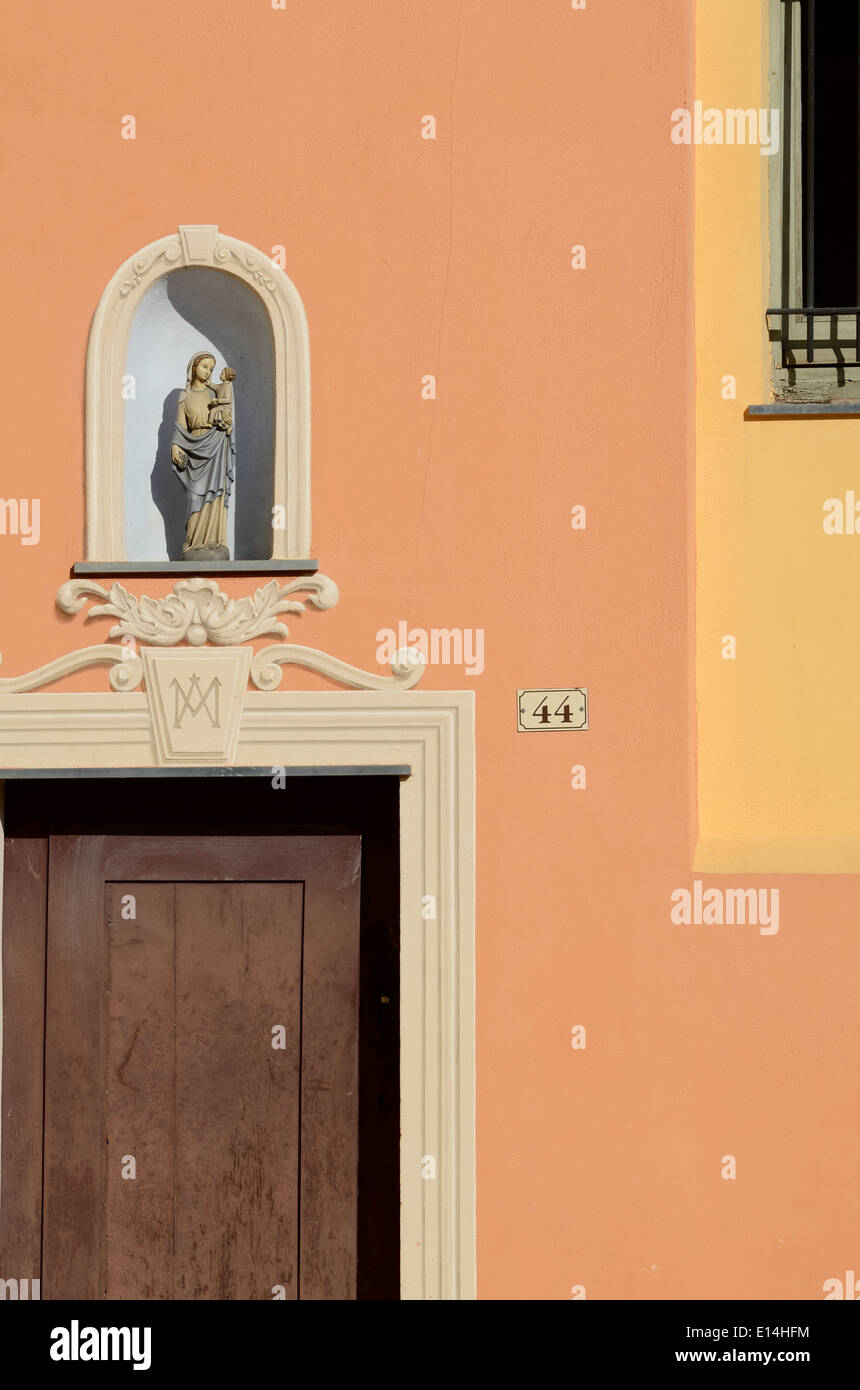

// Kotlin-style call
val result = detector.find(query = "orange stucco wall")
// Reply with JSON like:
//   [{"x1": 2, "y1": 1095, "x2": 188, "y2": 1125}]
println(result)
[{"x1": 3, "y1": 0, "x2": 855, "y2": 1300}]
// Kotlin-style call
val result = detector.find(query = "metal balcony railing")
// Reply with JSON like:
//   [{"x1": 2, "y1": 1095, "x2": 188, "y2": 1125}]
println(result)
[{"x1": 767, "y1": 308, "x2": 860, "y2": 368}]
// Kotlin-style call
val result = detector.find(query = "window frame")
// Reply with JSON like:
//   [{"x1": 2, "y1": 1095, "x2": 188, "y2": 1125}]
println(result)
[{"x1": 768, "y1": 0, "x2": 860, "y2": 399}]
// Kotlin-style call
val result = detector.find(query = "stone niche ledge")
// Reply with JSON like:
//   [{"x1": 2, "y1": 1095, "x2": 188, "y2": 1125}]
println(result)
[{"x1": 71, "y1": 560, "x2": 320, "y2": 577}]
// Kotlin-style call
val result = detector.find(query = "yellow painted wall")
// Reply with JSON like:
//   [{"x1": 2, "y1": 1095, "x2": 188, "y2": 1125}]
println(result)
[{"x1": 696, "y1": 0, "x2": 860, "y2": 870}]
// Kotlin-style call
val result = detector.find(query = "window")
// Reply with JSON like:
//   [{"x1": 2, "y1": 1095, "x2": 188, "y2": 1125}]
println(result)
[{"x1": 769, "y1": 0, "x2": 860, "y2": 398}]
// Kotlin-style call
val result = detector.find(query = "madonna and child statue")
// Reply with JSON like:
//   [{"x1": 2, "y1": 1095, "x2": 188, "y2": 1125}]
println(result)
[{"x1": 170, "y1": 351, "x2": 236, "y2": 562}]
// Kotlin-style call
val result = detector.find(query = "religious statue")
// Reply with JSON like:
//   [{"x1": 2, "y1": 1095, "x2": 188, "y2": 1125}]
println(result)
[{"x1": 170, "y1": 352, "x2": 236, "y2": 562}]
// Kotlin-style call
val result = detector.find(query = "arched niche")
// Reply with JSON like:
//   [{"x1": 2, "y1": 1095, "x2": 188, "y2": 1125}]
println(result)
[{"x1": 84, "y1": 225, "x2": 312, "y2": 569}]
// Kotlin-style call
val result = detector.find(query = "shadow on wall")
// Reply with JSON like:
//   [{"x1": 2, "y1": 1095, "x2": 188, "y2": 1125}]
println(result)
[
  {"x1": 152, "y1": 389, "x2": 186, "y2": 560},
  {"x1": 126, "y1": 266, "x2": 276, "y2": 561}
]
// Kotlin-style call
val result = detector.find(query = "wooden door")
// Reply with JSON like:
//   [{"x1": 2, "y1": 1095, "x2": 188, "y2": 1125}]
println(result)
[{"x1": 39, "y1": 834, "x2": 361, "y2": 1301}]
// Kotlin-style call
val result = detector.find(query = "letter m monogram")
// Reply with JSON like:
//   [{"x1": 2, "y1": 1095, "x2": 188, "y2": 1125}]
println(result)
[{"x1": 169, "y1": 673, "x2": 222, "y2": 729}]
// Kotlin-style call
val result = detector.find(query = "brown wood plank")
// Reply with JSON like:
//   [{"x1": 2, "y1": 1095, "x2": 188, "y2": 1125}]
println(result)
[
  {"x1": 300, "y1": 837, "x2": 362, "y2": 1300},
  {"x1": 0, "y1": 837, "x2": 47, "y2": 1286},
  {"x1": 100, "y1": 835, "x2": 359, "y2": 884},
  {"x1": 105, "y1": 882, "x2": 175, "y2": 1299},
  {"x1": 42, "y1": 835, "x2": 108, "y2": 1299},
  {"x1": 173, "y1": 882, "x2": 303, "y2": 1300}
]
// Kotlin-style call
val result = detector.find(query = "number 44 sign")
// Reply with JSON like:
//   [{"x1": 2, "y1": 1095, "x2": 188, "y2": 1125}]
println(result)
[{"x1": 517, "y1": 687, "x2": 588, "y2": 732}]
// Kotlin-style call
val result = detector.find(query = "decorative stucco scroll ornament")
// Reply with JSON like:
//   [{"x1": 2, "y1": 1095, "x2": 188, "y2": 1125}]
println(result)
[
  {"x1": 118, "y1": 242, "x2": 182, "y2": 296},
  {"x1": 56, "y1": 575, "x2": 340, "y2": 646},
  {"x1": 249, "y1": 643, "x2": 425, "y2": 692},
  {"x1": 213, "y1": 240, "x2": 279, "y2": 294},
  {"x1": 0, "y1": 644, "x2": 145, "y2": 694},
  {"x1": 0, "y1": 577, "x2": 425, "y2": 694}
]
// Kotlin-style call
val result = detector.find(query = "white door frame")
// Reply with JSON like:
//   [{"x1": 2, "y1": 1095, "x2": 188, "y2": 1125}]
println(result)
[{"x1": 0, "y1": 687, "x2": 476, "y2": 1300}]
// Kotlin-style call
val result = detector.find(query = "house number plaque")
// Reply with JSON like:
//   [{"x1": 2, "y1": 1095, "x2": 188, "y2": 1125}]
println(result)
[{"x1": 517, "y1": 687, "x2": 588, "y2": 732}]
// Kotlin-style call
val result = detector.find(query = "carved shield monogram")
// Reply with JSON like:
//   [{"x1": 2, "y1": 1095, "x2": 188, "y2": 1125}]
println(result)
[
  {"x1": 170, "y1": 670, "x2": 221, "y2": 729},
  {"x1": 142, "y1": 646, "x2": 252, "y2": 764}
]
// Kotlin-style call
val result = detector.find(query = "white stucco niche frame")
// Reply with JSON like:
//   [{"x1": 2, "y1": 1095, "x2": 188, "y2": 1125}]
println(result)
[{"x1": 86, "y1": 224, "x2": 311, "y2": 563}]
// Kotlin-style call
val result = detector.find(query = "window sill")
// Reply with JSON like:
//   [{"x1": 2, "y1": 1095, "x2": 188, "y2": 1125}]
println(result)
[
  {"x1": 745, "y1": 403, "x2": 860, "y2": 419},
  {"x1": 71, "y1": 559, "x2": 320, "y2": 577}
]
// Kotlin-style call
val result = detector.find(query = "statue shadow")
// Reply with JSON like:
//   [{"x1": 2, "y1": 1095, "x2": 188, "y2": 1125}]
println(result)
[{"x1": 151, "y1": 389, "x2": 186, "y2": 560}]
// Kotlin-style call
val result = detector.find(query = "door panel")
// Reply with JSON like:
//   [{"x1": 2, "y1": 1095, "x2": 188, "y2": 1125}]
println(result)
[
  {"x1": 41, "y1": 835, "x2": 360, "y2": 1301},
  {"x1": 105, "y1": 881, "x2": 304, "y2": 1300},
  {"x1": 171, "y1": 882, "x2": 303, "y2": 1302},
  {"x1": 0, "y1": 838, "x2": 47, "y2": 1281},
  {"x1": 106, "y1": 881, "x2": 177, "y2": 1300},
  {"x1": 43, "y1": 833, "x2": 109, "y2": 1298}
]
